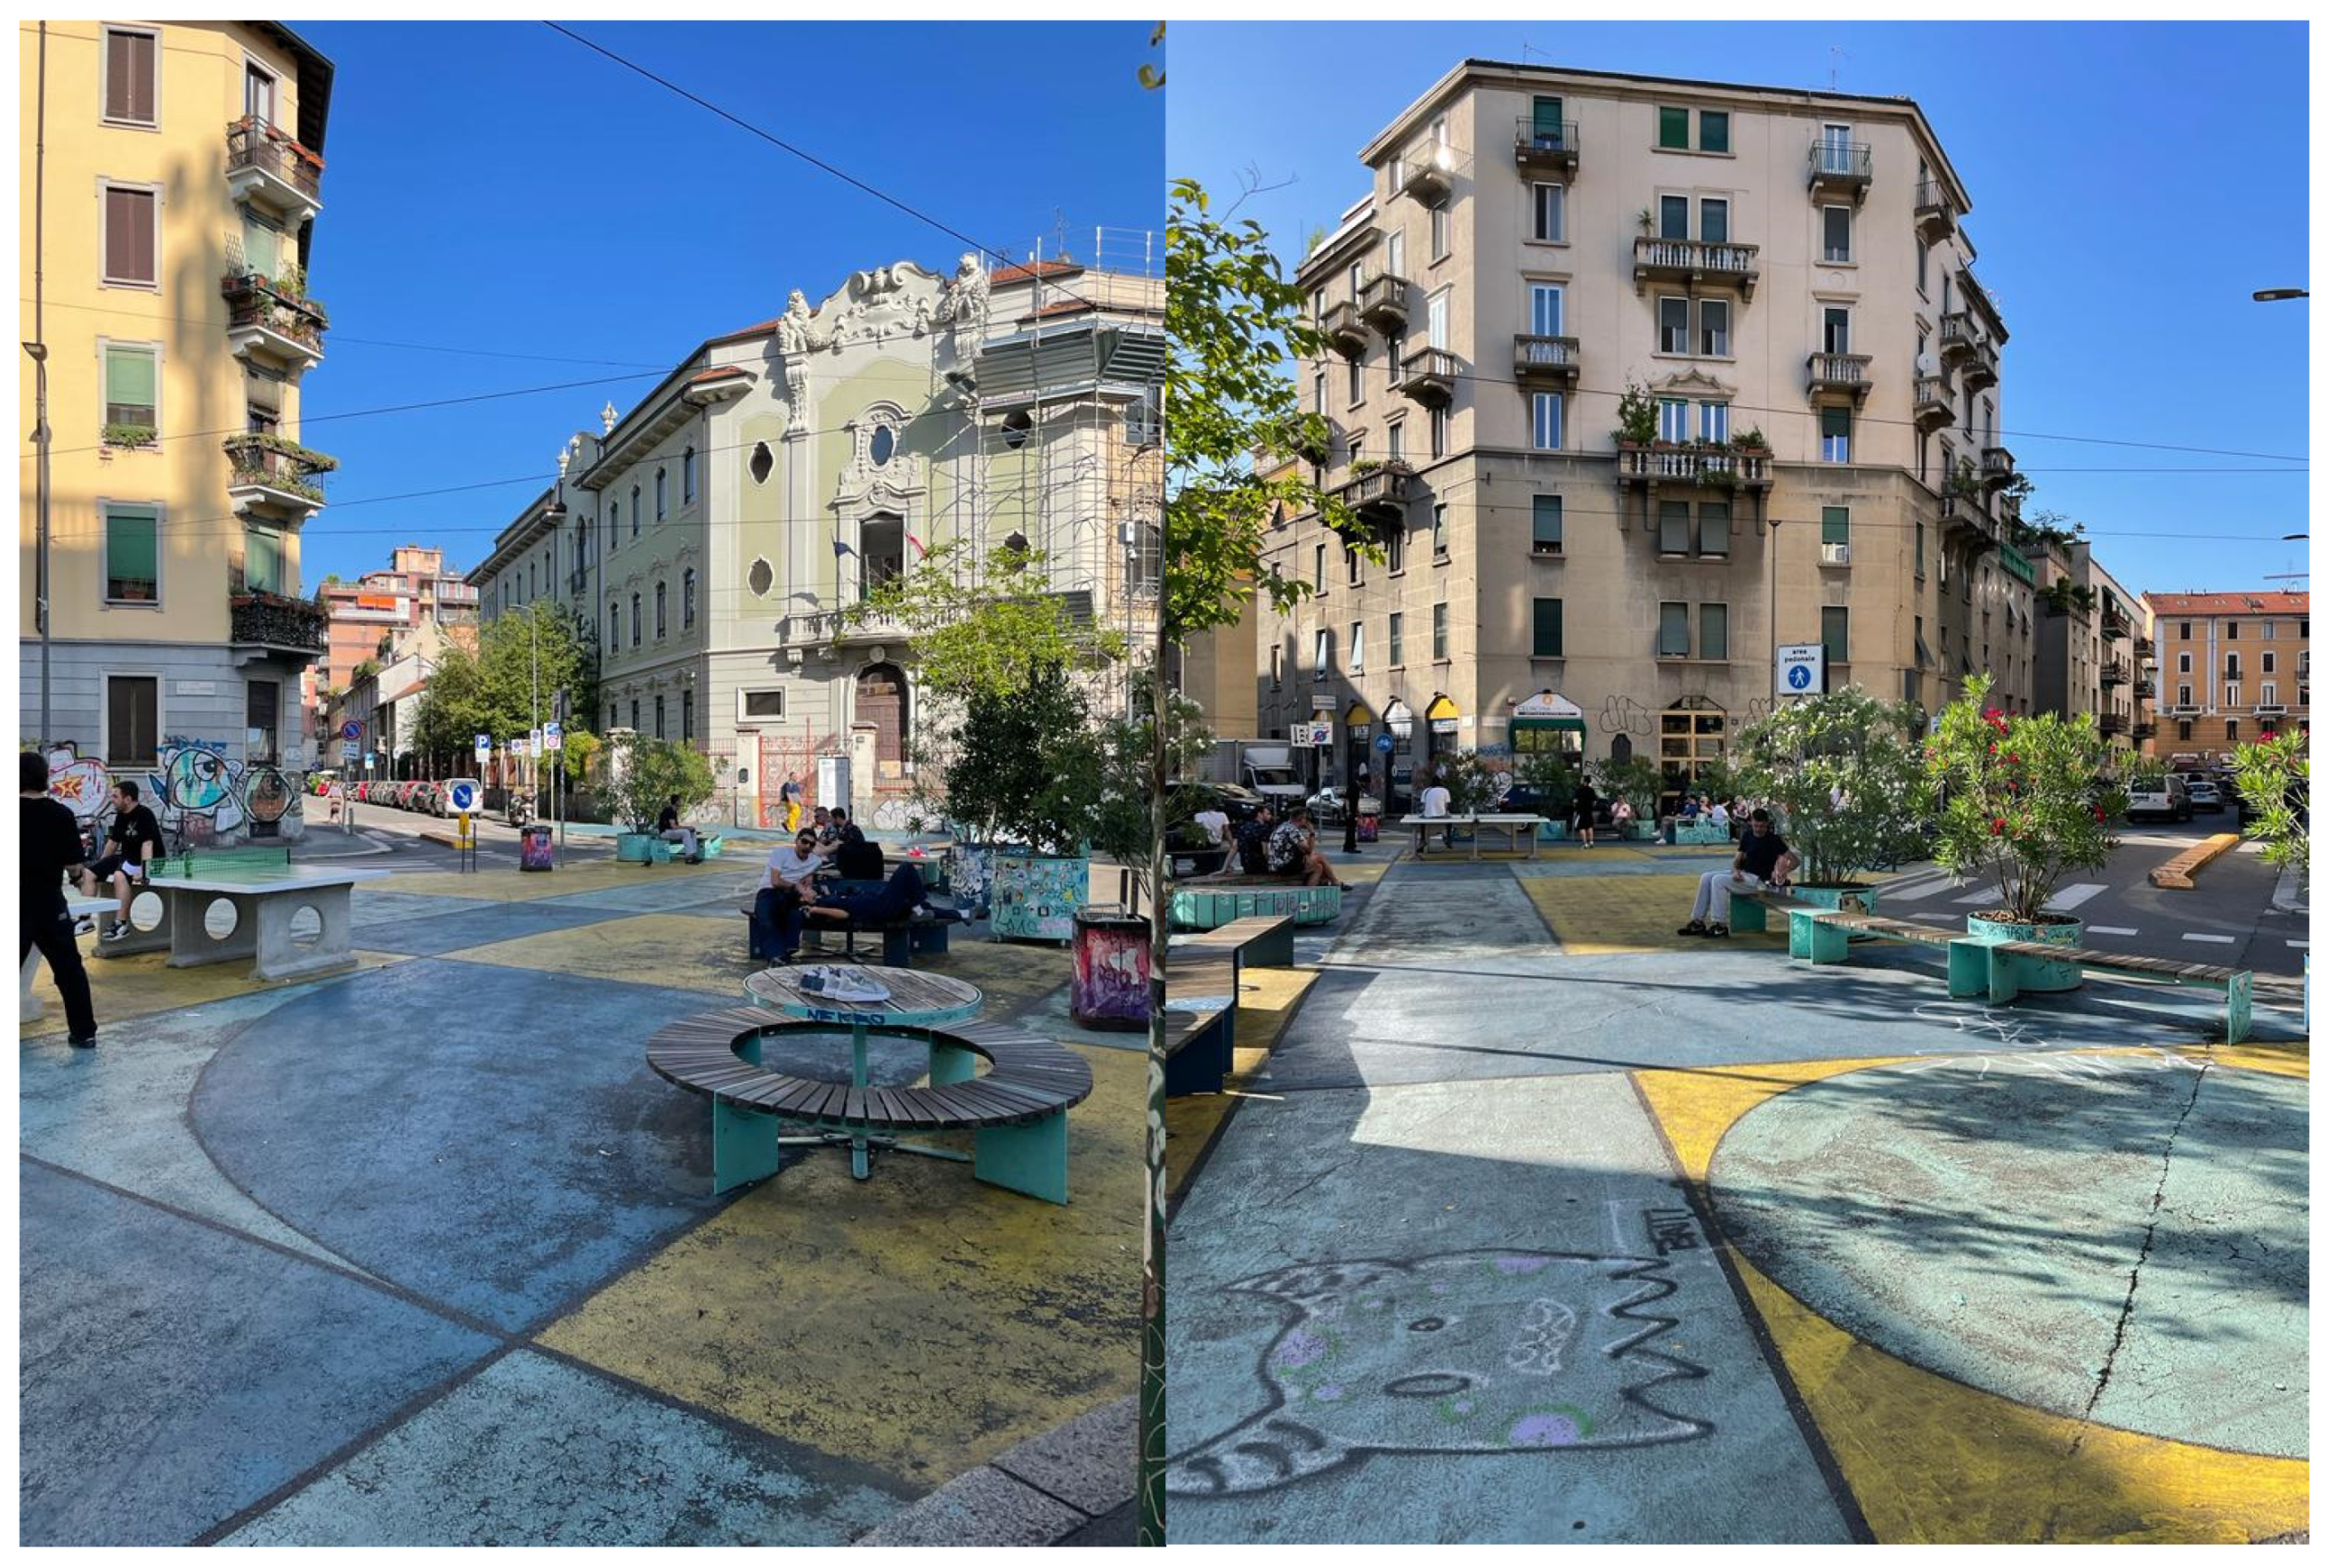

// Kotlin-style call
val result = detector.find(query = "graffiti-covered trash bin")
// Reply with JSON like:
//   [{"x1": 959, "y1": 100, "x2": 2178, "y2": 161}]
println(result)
[
  {"x1": 519, "y1": 825, "x2": 556, "y2": 872},
  {"x1": 1070, "y1": 907, "x2": 1149, "y2": 1031}
]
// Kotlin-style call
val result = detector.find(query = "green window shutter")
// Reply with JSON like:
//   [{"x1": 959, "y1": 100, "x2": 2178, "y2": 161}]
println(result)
[
  {"x1": 1534, "y1": 96, "x2": 1563, "y2": 137},
  {"x1": 241, "y1": 213, "x2": 281, "y2": 278},
  {"x1": 1533, "y1": 494, "x2": 1563, "y2": 551},
  {"x1": 1821, "y1": 506, "x2": 1851, "y2": 545},
  {"x1": 1699, "y1": 111, "x2": 1730, "y2": 153},
  {"x1": 105, "y1": 345, "x2": 157, "y2": 414},
  {"x1": 1534, "y1": 597, "x2": 1563, "y2": 657},
  {"x1": 1701, "y1": 603, "x2": 1729, "y2": 661},
  {"x1": 1823, "y1": 606, "x2": 1850, "y2": 663},
  {"x1": 1658, "y1": 106, "x2": 1689, "y2": 149},
  {"x1": 106, "y1": 506, "x2": 159, "y2": 593},
  {"x1": 244, "y1": 527, "x2": 283, "y2": 594},
  {"x1": 1821, "y1": 406, "x2": 1852, "y2": 440}
]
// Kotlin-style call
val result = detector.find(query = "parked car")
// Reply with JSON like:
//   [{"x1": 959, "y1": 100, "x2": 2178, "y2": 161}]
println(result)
[
  {"x1": 2179, "y1": 775, "x2": 2225, "y2": 813},
  {"x1": 2125, "y1": 775, "x2": 2193, "y2": 823},
  {"x1": 1306, "y1": 784, "x2": 1382, "y2": 822}
]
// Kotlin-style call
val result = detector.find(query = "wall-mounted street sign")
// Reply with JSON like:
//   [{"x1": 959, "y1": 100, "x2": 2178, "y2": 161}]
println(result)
[{"x1": 1776, "y1": 643, "x2": 1826, "y2": 697}]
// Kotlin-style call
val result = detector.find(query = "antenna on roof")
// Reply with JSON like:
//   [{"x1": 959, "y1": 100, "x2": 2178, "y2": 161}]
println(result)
[{"x1": 1830, "y1": 46, "x2": 1849, "y2": 91}]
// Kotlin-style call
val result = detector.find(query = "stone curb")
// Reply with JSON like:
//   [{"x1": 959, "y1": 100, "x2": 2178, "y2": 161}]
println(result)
[
  {"x1": 2148, "y1": 832, "x2": 2243, "y2": 890},
  {"x1": 851, "y1": 1395, "x2": 1137, "y2": 1547}
]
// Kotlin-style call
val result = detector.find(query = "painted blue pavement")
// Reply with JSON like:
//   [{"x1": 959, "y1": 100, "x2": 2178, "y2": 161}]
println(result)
[
  {"x1": 348, "y1": 901, "x2": 638, "y2": 957},
  {"x1": 221, "y1": 1350, "x2": 906, "y2": 1546},
  {"x1": 20, "y1": 1159, "x2": 498, "y2": 1546},
  {"x1": 349, "y1": 890, "x2": 503, "y2": 929},
  {"x1": 189, "y1": 960, "x2": 728, "y2": 1332},
  {"x1": 1165, "y1": 1072, "x2": 1850, "y2": 1543},
  {"x1": 535, "y1": 875, "x2": 765, "y2": 917}
]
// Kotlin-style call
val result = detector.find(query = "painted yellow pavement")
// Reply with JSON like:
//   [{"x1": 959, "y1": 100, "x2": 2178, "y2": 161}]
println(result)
[
  {"x1": 1521, "y1": 872, "x2": 1790, "y2": 956},
  {"x1": 1165, "y1": 965, "x2": 1318, "y2": 1201},
  {"x1": 23, "y1": 945, "x2": 408, "y2": 1039},
  {"x1": 536, "y1": 1040, "x2": 1143, "y2": 1491},
  {"x1": 1635, "y1": 1054, "x2": 2311, "y2": 1544}
]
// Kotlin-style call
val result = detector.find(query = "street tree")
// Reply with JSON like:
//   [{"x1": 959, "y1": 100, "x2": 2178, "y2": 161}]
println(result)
[
  {"x1": 1732, "y1": 687, "x2": 1933, "y2": 888},
  {"x1": 1925, "y1": 675, "x2": 2124, "y2": 924}
]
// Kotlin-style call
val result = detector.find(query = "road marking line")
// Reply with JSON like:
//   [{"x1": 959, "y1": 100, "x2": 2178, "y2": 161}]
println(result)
[
  {"x1": 2288, "y1": 940, "x2": 2309, "y2": 949},
  {"x1": 1953, "y1": 885, "x2": 2002, "y2": 904},
  {"x1": 1880, "y1": 875, "x2": 1953, "y2": 902},
  {"x1": 2088, "y1": 925, "x2": 2140, "y2": 937},
  {"x1": 2043, "y1": 884, "x2": 2106, "y2": 913},
  {"x1": 2182, "y1": 933, "x2": 2237, "y2": 945}
]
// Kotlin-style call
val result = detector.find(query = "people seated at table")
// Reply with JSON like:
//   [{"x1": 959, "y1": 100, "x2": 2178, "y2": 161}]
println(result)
[
  {"x1": 751, "y1": 829, "x2": 828, "y2": 962},
  {"x1": 1266, "y1": 807, "x2": 1346, "y2": 888}
]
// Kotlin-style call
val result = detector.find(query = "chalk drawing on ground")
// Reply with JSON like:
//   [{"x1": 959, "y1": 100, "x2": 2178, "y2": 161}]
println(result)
[
  {"x1": 1904, "y1": 1001, "x2": 2202, "y2": 1081},
  {"x1": 1166, "y1": 1251, "x2": 1711, "y2": 1497}
]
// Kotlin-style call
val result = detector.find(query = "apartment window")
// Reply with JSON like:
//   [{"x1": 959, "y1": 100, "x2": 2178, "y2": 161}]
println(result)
[
  {"x1": 1433, "y1": 602, "x2": 1449, "y2": 659},
  {"x1": 1657, "y1": 106, "x2": 1689, "y2": 150},
  {"x1": 1348, "y1": 262, "x2": 1363, "y2": 300},
  {"x1": 1347, "y1": 545, "x2": 1363, "y2": 587},
  {"x1": 2261, "y1": 681, "x2": 2278, "y2": 706},
  {"x1": 1426, "y1": 288, "x2": 1450, "y2": 349},
  {"x1": 1822, "y1": 606, "x2": 1851, "y2": 664},
  {"x1": 1819, "y1": 406, "x2": 1852, "y2": 463},
  {"x1": 1698, "y1": 198, "x2": 1729, "y2": 245},
  {"x1": 1698, "y1": 300, "x2": 1730, "y2": 358},
  {"x1": 2178, "y1": 720, "x2": 2193, "y2": 740},
  {"x1": 1699, "y1": 603, "x2": 1730, "y2": 661},
  {"x1": 1532, "y1": 494, "x2": 1563, "y2": 554},
  {"x1": 2226, "y1": 621, "x2": 2240, "y2": 639},
  {"x1": 1659, "y1": 500, "x2": 1691, "y2": 556},
  {"x1": 245, "y1": 60, "x2": 276, "y2": 125},
  {"x1": 2179, "y1": 651, "x2": 2192, "y2": 674},
  {"x1": 682, "y1": 690, "x2": 695, "y2": 744},
  {"x1": 605, "y1": 600, "x2": 620, "y2": 648},
  {"x1": 246, "y1": 680, "x2": 280, "y2": 766},
  {"x1": 2263, "y1": 621, "x2": 2278, "y2": 639},
  {"x1": 1916, "y1": 521, "x2": 1926, "y2": 577},
  {"x1": 630, "y1": 485, "x2": 641, "y2": 538},
  {"x1": 1532, "y1": 183, "x2": 1565, "y2": 242},
  {"x1": 1347, "y1": 358, "x2": 1363, "y2": 407},
  {"x1": 1314, "y1": 629, "x2": 1331, "y2": 679},
  {"x1": 1699, "y1": 111, "x2": 1730, "y2": 153},
  {"x1": 630, "y1": 699, "x2": 640, "y2": 732},
  {"x1": 1534, "y1": 597, "x2": 1564, "y2": 657},
  {"x1": 1531, "y1": 392, "x2": 1563, "y2": 451},
  {"x1": 104, "y1": 342, "x2": 159, "y2": 431},
  {"x1": 241, "y1": 526, "x2": 284, "y2": 595},
  {"x1": 1658, "y1": 396, "x2": 1689, "y2": 444},
  {"x1": 1389, "y1": 612, "x2": 1404, "y2": 666},
  {"x1": 1916, "y1": 240, "x2": 1929, "y2": 294},
  {"x1": 2264, "y1": 650, "x2": 2277, "y2": 674},
  {"x1": 1823, "y1": 306, "x2": 1852, "y2": 355},
  {"x1": 1387, "y1": 421, "x2": 1405, "y2": 462},
  {"x1": 1529, "y1": 95, "x2": 1566, "y2": 147},
  {"x1": 1530, "y1": 283, "x2": 1563, "y2": 338},
  {"x1": 1313, "y1": 371, "x2": 1327, "y2": 415},
  {"x1": 1386, "y1": 525, "x2": 1404, "y2": 574},
  {"x1": 1821, "y1": 506, "x2": 1852, "y2": 546},
  {"x1": 683, "y1": 567, "x2": 696, "y2": 628},
  {"x1": 1822, "y1": 206, "x2": 1853, "y2": 264},
  {"x1": 2179, "y1": 683, "x2": 2193, "y2": 707},
  {"x1": 1698, "y1": 400, "x2": 1729, "y2": 444},
  {"x1": 653, "y1": 695, "x2": 666, "y2": 740},
  {"x1": 1657, "y1": 298, "x2": 1689, "y2": 355},
  {"x1": 1915, "y1": 617, "x2": 1932, "y2": 666},
  {"x1": 1658, "y1": 195, "x2": 1689, "y2": 240},
  {"x1": 655, "y1": 468, "x2": 668, "y2": 521},
  {"x1": 2226, "y1": 683, "x2": 2242, "y2": 709},
  {"x1": 103, "y1": 27, "x2": 159, "y2": 126},
  {"x1": 104, "y1": 503, "x2": 159, "y2": 603},
  {"x1": 1429, "y1": 406, "x2": 1447, "y2": 458},
  {"x1": 1270, "y1": 647, "x2": 1282, "y2": 690},
  {"x1": 1312, "y1": 542, "x2": 1326, "y2": 592},
  {"x1": 2179, "y1": 621, "x2": 2191, "y2": 639},
  {"x1": 610, "y1": 501, "x2": 620, "y2": 543},
  {"x1": 107, "y1": 675, "x2": 159, "y2": 767},
  {"x1": 1698, "y1": 501, "x2": 1730, "y2": 557},
  {"x1": 1433, "y1": 503, "x2": 1448, "y2": 557},
  {"x1": 102, "y1": 185, "x2": 159, "y2": 287},
  {"x1": 1658, "y1": 603, "x2": 1690, "y2": 657},
  {"x1": 1348, "y1": 437, "x2": 1363, "y2": 469},
  {"x1": 683, "y1": 446, "x2": 696, "y2": 503},
  {"x1": 1354, "y1": 621, "x2": 1371, "y2": 673},
  {"x1": 630, "y1": 593, "x2": 642, "y2": 648},
  {"x1": 2225, "y1": 655, "x2": 2242, "y2": 681},
  {"x1": 655, "y1": 581, "x2": 667, "y2": 639},
  {"x1": 1429, "y1": 203, "x2": 1449, "y2": 260}
]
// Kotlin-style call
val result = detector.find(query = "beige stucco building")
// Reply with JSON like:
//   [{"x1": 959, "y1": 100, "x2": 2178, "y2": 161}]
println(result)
[
  {"x1": 18, "y1": 20, "x2": 333, "y2": 842},
  {"x1": 470, "y1": 240, "x2": 1162, "y2": 827},
  {"x1": 2142, "y1": 591, "x2": 2309, "y2": 757},
  {"x1": 1256, "y1": 60, "x2": 2035, "y2": 808},
  {"x1": 2031, "y1": 538, "x2": 2151, "y2": 751}
]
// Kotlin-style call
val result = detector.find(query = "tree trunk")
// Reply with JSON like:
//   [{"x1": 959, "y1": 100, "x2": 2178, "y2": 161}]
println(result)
[{"x1": 1139, "y1": 629, "x2": 1168, "y2": 1545}]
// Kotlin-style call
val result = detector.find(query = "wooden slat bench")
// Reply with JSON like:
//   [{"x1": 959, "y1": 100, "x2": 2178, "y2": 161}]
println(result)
[
  {"x1": 739, "y1": 879, "x2": 954, "y2": 967},
  {"x1": 1173, "y1": 913, "x2": 1295, "y2": 971},
  {"x1": 647, "y1": 1007, "x2": 1092, "y2": 1201},
  {"x1": 1787, "y1": 907, "x2": 2255, "y2": 1044},
  {"x1": 1164, "y1": 954, "x2": 1237, "y2": 1097}
]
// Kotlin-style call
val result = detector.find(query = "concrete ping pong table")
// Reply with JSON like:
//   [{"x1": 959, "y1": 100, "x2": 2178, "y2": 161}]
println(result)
[{"x1": 96, "y1": 848, "x2": 389, "y2": 983}]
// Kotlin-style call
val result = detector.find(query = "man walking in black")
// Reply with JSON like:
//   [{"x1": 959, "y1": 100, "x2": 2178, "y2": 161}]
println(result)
[{"x1": 22, "y1": 751, "x2": 98, "y2": 1047}]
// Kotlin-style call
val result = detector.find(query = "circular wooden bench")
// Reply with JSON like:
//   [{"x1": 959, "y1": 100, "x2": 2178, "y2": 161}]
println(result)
[{"x1": 647, "y1": 1007, "x2": 1092, "y2": 1202}]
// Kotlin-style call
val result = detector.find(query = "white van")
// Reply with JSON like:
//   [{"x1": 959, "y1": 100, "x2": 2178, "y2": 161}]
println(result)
[{"x1": 2125, "y1": 775, "x2": 2193, "y2": 823}]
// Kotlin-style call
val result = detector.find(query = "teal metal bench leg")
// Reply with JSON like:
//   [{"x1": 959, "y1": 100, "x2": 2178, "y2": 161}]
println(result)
[
  {"x1": 929, "y1": 1039, "x2": 979, "y2": 1086},
  {"x1": 711, "y1": 1096, "x2": 782, "y2": 1194},
  {"x1": 974, "y1": 1110, "x2": 1070, "y2": 1205},
  {"x1": 2224, "y1": 972, "x2": 2252, "y2": 1045},
  {"x1": 1985, "y1": 945, "x2": 2023, "y2": 1006},
  {"x1": 1789, "y1": 910, "x2": 1847, "y2": 963},
  {"x1": 1945, "y1": 938, "x2": 1988, "y2": 998},
  {"x1": 1250, "y1": 924, "x2": 1295, "y2": 967},
  {"x1": 1731, "y1": 897, "x2": 1767, "y2": 936}
]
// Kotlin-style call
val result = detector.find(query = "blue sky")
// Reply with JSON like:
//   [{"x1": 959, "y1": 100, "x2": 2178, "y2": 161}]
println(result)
[
  {"x1": 1168, "y1": 21, "x2": 2312, "y2": 598},
  {"x1": 286, "y1": 20, "x2": 1163, "y2": 585}
]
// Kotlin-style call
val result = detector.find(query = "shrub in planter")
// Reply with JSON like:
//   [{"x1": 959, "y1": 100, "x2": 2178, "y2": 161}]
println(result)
[
  {"x1": 1925, "y1": 673, "x2": 2124, "y2": 934},
  {"x1": 602, "y1": 732, "x2": 715, "y2": 861},
  {"x1": 2233, "y1": 728, "x2": 2309, "y2": 883},
  {"x1": 1732, "y1": 687, "x2": 1932, "y2": 893},
  {"x1": 1590, "y1": 755, "x2": 1663, "y2": 838}
]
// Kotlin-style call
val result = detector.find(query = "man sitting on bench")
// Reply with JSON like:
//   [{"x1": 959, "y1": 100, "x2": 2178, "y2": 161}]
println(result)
[
  {"x1": 657, "y1": 795, "x2": 703, "y2": 864},
  {"x1": 1677, "y1": 808, "x2": 1798, "y2": 939},
  {"x1": 751, "y1": 829, "x2": 828, "y2": 962},
  {"x1": 801, "y1": 861, "x2": 963, "y2": 938},
  {"x1": 81, "y1": 780, "x2": 162, "y2": 940}
]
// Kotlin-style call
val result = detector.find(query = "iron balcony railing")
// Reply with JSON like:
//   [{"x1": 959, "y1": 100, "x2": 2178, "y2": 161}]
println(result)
[
  {"x1": 226, "y1": 114, "x2": 323, "y2": 202},
  {"x1": 1808, "y1": 140, "x2": 1872, "y2": 182},
  {"x1": 1512, "y1": 117, "x2": 1580, "y2": 171},
  {"x1": 229, "y1": 585, "x2": 330, "y2": 653}
]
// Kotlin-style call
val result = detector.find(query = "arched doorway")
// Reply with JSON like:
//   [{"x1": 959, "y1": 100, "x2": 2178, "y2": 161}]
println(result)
[
  {"x1": 1424, "y1": 695, "x2": 1461, "y2": 772},
  {"x1": 856, "y1": 663, "x2": 910, "y2": 797},
  {"x1": 1660, "y1": 696, "x2": 1727, "y2": 813},
  {"x1": 1383, "y1": 699, "x2": 1415, "y2": 812}
]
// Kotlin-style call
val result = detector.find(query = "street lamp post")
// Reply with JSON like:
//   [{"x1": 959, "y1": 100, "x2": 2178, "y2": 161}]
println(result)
[{"x1": 2252, "y1": 288, "x2": 2309, "y2": 302}]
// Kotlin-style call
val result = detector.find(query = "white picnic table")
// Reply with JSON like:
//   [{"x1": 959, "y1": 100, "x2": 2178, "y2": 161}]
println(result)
[
  {"x1": 100, "y1": 861, "x2": 392, "y2": 983},
  {"x1": 1400, "y1": 812, "x2": 1550, "y2": 860},
  {"x1": 21, "y1": 896, "x2": 115, "y2": 1024}
]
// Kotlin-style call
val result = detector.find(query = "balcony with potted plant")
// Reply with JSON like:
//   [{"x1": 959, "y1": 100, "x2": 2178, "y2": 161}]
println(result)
[
  {"x1": 225, "y1": 114, "x2": 325, "y2": 223},
  {"x1": 1633, "y1": 234, "x2": 1759, "y2": 299},
  {"x1": 1335, "y1": 458, "x2": 1414, "y2": 536},
  {"x1": 1613, "y1": 385, "x2": 1771, "y2": 493},
  {"x1": 1512, "y1": 115, "x2": 1579, "y2": 178},
  {"x1": 225, "y1": 432, "x2": 336, "y2": 521},
  {"x1": 222, "y1": 264, "x2": 330, "y2": 376}
]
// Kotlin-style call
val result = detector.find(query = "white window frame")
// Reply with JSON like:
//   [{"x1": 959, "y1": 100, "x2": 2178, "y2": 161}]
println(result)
[
  {"x1": 1314, "y1": 628, "x2": 1331, "y2": 679},
  {"x1": 1698, "y1": 400, "x2": 1730, "y2": 444},
  {"x1": 1822, "y1": 204, "x2": 1854, "y2": 265},
  {"x1": 1386, "y1": 421, "x2": 1405, "y2": 462},
  {"x1": 1531, "y1": 182, "x2": 1565, "y2": 243},
  {"x1": 99, "y1": 498, "x2": 164, "y2": 609},
  {"x1": 101, "y1": 24, "x2": 161, "y2": 130},
  {"x1": 1350, "y1": 621, "x2": 1365, "y2": 674},
  {"x1": 99, "y1": 179, "x2": 163, "y2": 291},
  {"x1": 1657, "y1": 396, "x2": 1690, "y2": 444},
  {"x1": 2261, "y1": 680, "x2": 2278, "y2": 706},
  {"x1": 737, "y1": 688, "x2": 786, "y2": 724},
  {"x1": 1385, "y1": 229, "x2": 1405, "y2": 281},
  {"x1": 97, "y1": 335, "x2": 164, "y2": 434},
  {"x1": 2226, "y1": 681, "x2": 2242, "y2": 709},
  {"x1": 1823, "y1": 304, "x2": 1852, "y2": 355},
  {"x1": 1531, "y1": 392, "x2": 1563, "y2": 452},
  {"x1": 1529, "y1": 283, "x2": 1563, "y2": 339},
  {"x1": 1698, "y1": 298, "x2": 1730, "y2": 358},
  {"x1": 1656, "y1": 295, "x2": 1689, "y2": 356},
  {"x1": 1429, "y1": 203, "x2": 1450, "y2": 260},
  {"x1": 1698, "y1": 195, "x2": 1729, "y2": 244},
  {"x1": 1426, "y1": 286, "x2": 1451, "y2": 349},
  {"x1": 1347, "y1": 356, "x2": 1364, "y2": 408},
  {"x1": 1348, "y1": 261, "x2": 1363, "y2": 300},
  {"x1": 242, "y1": 54, "x2": 279, "y2": 126}
]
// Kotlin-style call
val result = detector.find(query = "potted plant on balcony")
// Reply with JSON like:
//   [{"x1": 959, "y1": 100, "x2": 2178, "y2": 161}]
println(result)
[
  {"x1": 101, "y1": 422, "x2": 158, "y2": 451},
  {"x1": 1610, "y1": 379, "x2": 1657, "y2": 451},
  {"x1": 1733, "y1": 687, "x2": 1932, "y2": 912},
  {"x1": 1733, "y1": 426, "x2": 1770, "y2": 454},
  {"x1": 1925, "y1": 675, "x2": 2124, "y2": 988}
]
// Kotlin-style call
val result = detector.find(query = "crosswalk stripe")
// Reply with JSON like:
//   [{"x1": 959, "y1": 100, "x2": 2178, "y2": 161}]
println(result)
[
  {"x1": 2183, "y1": 933, "x2": 2236, "y2": 945},
  {"x1": 2088, "y1": 925, "x2": 2140, "y2": 937},
  {"x1": 1880, "y1": 875, "x2": 1954, "y2": 902},
  {"x1": 2043, "y1": 884, "x2": 2106, "y2": 913},
  {"x1": 1953, "y1": 886, "x2": 2002, "y2": 904},
  {"x1": 2288, "y1": 940, "x2": 2310, "y2": 949}
]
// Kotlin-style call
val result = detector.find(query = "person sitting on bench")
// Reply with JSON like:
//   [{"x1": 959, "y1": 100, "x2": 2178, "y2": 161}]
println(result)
[
  {"x1": 657, "y1": 795, "x2": 702, "y2": 864},
  {"x1": 1677, "y1": 808, "x2": 1798, "y2": 939},
  {"x1": 1233, "y1": 804, "x2": 1276, "y2": 876},
  {"x1": 81, "y1": 780, "x2": 162, "y2": 939},
  {"x1": 1416, "y1": 779, "x2": 1454, "y2": 852},
  {"x1": 802, "y1": 861, "x2": 931, "y2": 931},
  {"x1": 1266, "y1": 808, "x2": 1345, "y2": 889},
  {"x1": 751, "y1": 829, "x2": 828, "y2": 962}
]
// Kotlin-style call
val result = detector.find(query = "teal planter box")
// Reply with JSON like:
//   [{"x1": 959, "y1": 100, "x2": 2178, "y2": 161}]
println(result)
[
  {"x1": 1538, "y1": 820, "x2": 1569, "y2": 842},
  {"x1": 614, "y1": 832, "x2": 657, "y2": 863},
  {"x1": 1965, "y1": 913, "x2": 2084, "y2": 992},
  {"x1": 1673, "y1": 821, "x2": 1730, "y2": 847},
  {"x1": 992, "y1": 854, "x2": 1087, "y2": 943},
  {"x1": 1791, "y1": 884, "x2": 1880, "y2": 916},
  {"x1": 1170, "y1": 884, "x2": 1343, "y2": 930}
]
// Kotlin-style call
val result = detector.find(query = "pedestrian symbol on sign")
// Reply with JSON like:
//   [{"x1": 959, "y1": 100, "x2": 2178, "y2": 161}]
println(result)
[{"x1": 1788, "y1": 664, "x2": 1813, "y2": 691}]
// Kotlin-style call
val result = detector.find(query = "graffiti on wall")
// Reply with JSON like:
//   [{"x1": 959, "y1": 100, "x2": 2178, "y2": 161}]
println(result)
[
  {"x1": 1600, "y1": 696, "x2": 1656, "y2": 739},
  {"x1": 1166, "y1": 1251, "x2": 1711, "y2": 1497},
  {"x1": 40, "y1": 739, "x2": 305, "y2": 845}
]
